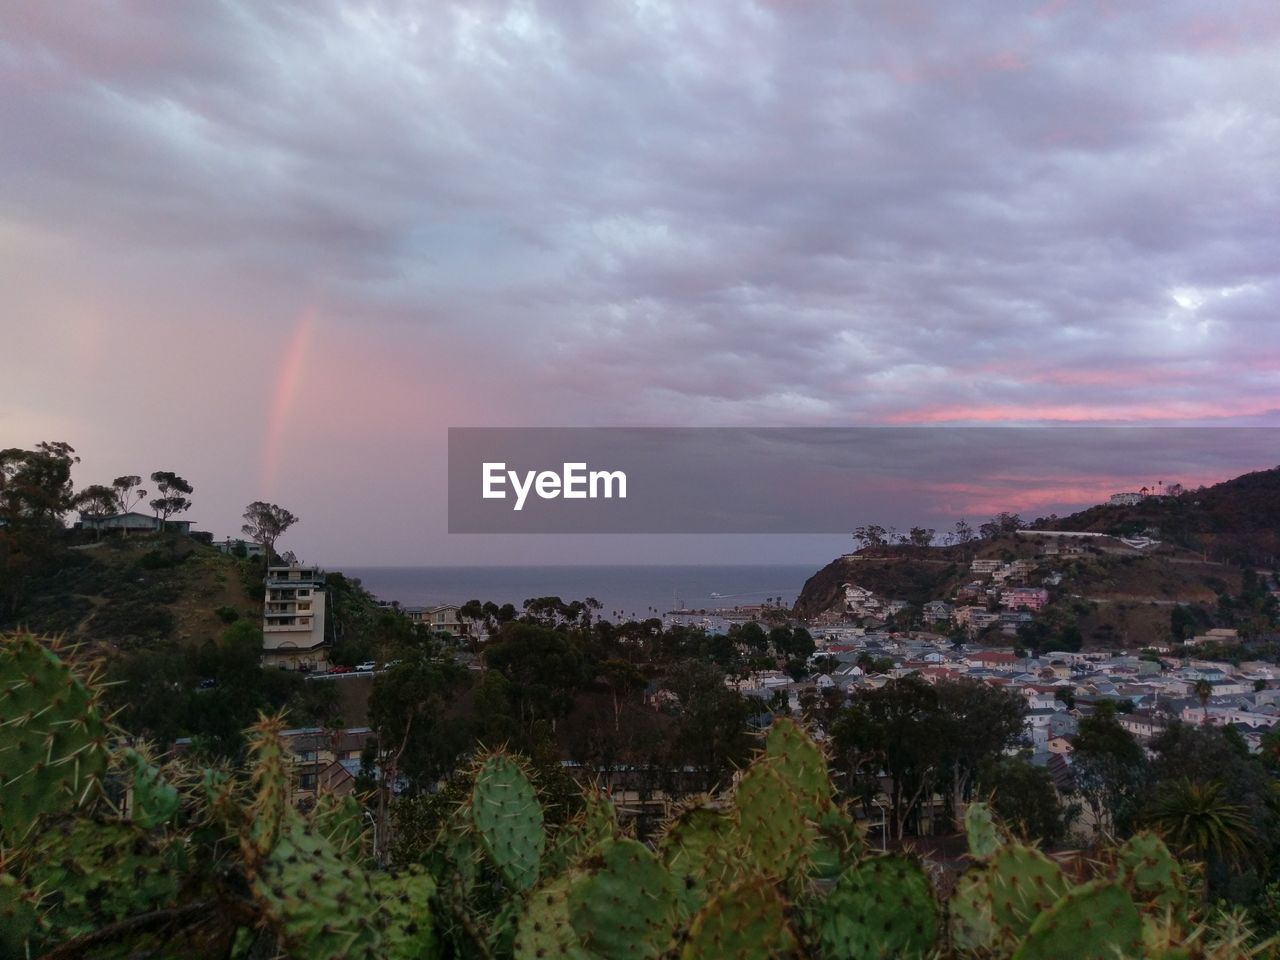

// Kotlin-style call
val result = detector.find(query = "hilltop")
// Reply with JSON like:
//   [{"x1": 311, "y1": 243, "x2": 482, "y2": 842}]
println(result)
[{"x1": 794, "y1": 467, "x2": 1279, "y2": 649}]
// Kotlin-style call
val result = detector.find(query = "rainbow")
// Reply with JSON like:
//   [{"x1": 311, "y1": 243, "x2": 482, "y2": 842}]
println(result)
[{"x1": 259, "y1": 309, "x2": 315, "y2": 495}]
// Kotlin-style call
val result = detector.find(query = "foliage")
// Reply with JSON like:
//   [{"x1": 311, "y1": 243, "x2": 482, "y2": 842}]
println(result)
[{"x1": 3, "y1": 635, "x2": 1277, "y2": 959}]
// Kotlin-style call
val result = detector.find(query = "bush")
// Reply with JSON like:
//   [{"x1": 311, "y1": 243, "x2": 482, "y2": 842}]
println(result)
[{"x1": 214, "y1": 606, "x2": 240, "y2": 624}]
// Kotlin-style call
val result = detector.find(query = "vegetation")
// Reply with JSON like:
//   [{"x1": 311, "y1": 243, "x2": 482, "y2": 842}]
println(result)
[{"x1": 3, "y1": 631, "x2": 1275, "y2": 959}]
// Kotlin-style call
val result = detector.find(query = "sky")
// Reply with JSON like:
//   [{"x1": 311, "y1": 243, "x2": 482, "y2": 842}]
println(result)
[{"x1": 2, "y1": 1, "x2": 1278, "y2": 566}]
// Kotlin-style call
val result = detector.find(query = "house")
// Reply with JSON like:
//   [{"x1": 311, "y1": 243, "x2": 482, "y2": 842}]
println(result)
[
  {"x1": 1108, "y1": 492, "x2": 1144, "y2": 506},
  {"x1": 922, "y1": 601, "x2": 953, "y2": 624},
  {"x1": 955, "y1": 607, "x2": 1000, "y2": 632},
  {"x1": 261, "y1": 563, "x2": 329, "y2": 671},
  {"x1": 279, "y1": 726, "x2": 374, "y2": 806},
  {"x1": 403, "y1": 604, "x2": 478, "y2": 637},
  {"x1": 213, "y1": 537, "x2": 264, "y2": 558},
  {"x1": 841, "y1": 584, "x2": 884, "y2": 619},
  {"x1": 1001, "y1": 587, "x2": 1049, "y2": 612},
  {"x1": 970, "y1": 559, "x2": 1002, "y2": 575},
  {"x1": 78, "y1": 511, "x2": 193, "y2": 534},
  {"x1": 964, "y1": 651, "x2": 1022, "y2": 673}
]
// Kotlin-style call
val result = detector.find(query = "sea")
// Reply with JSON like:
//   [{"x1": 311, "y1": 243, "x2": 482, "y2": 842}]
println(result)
[{"x1": 339, "y1": 565, "x2": 817, "y2": 622}]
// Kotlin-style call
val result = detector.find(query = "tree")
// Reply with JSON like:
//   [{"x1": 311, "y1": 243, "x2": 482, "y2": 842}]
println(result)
[
  {"x1": 978, "y1": 756, "x2": 1070, "y2": 845},
  {"x1": 0, "y1": 441, "x2": 80, "y2": 526},
  {"x1": 852, "y1": 524, "x2": 887, "y2": 549},
  {"x1": 111, "y1": 475, "x2": 147, "y2": 514},
  {"x1": 908, "y1": 526, "x2": 936, "y2": 547},
  {"x1": 1071, "y1": 705, "x2": 1147, "y2": 836},
  {"x1": 149, "y1": 471, "x2": 193, "y2": 530},
  {"x1": 1145, "y1": 780, "x2": 1255, "y2": 867},
  {"x1": 241, "y1": 501, "x2": 299, "y2": 572},
  {"x1": 74, "y1": 484, "x2": 119, "y2": 532},
  {"x1": 483, "y1": 623, "x2": 585, "y2": 734},
  {"x1": 1193, "y1": 679, "x2": 1212, "y2": 725},
  {"x1": 599, "y1": 658, "x2": 645, "y2": 732},
  {"x1": 978, "y1": 512, "x2": 1024, "y2": 539}
]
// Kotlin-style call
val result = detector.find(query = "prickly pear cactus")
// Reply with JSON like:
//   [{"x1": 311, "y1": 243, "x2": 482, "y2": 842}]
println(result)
[
  {"x1": 764, "y1": 717, "x2": 833, "y2": 818},
  {"x1": 25, "y1": 816, "x2": 183, "y2": 942},
  {"x1": 313, "y1": 791, "x2": 367, "y2": 857},
  {"x1": 809, "y1": 855, "x2": 937, "y2": 959},
  {"x1": 964, "y1": 801, "x2": 1005, "y2": 860},
  {"x1": 658, "y1": 800, "x2": 735, "y2": 915},
  {"x1": 1011, "y1": 880, "x2": 1143, "y2": 960},
  {"x1": 0, "y1": 633, "x2": 110, "y2": 840},
  {"x1": 242, "y1": 714, "x2": 290, "y2": 861},
  {"x1": 471, "y1": 752, "x2": 545, "y2": 892},
  {"x1": 681, "y1": 875, "x2": 800, "y2": 960},
  {"x1": 545, "y1": 785, "x2": 616, "y2": 877},
  {"x1": 1118, "y1": 831, "x2": 1188, "y2": 916},
  {"x1": 0, "y1": 871, "x2": 43, "y2": 958},
  {"x1": 809, "y1": 803, "x2": 867, "y2": 881},
  {"x1": 251, "y1": 811, "x2": 383, "y2": 960},
  {"x1": 515, "y1": 870, "x2": 591, "y2": 960},
  {"x1": 123, "y1": 747, "x2": 180, "y2": 829},
  {"x1": 950, "y1": 843, "x2": 1072, "y2": 954},
  {"x1": 568, "y1": 837, "x2": 681, "y2": 960},
  {"x1": 734, "y1": 758, "x2": 815, "y2": 880},
  {"x1": 372, "y1": 864, "x2": 440, "y2": 960}
]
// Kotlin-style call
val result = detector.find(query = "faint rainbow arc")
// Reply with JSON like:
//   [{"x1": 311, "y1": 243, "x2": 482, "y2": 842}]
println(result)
[{"x1": 260, "y1": 310, "x2": 315, "y2": 496}]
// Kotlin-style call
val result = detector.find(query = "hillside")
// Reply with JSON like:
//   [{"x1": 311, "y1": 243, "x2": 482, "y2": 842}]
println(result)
[
  {"x1": 795, "y1": 467, "x2": 1274, "y2": 648},
  {"x1": 1, "y1": 535, "x2": 262, "y2": 648},
  {"x1": 1031, "y1": 465, "x2": 1280, "y2": 565}
]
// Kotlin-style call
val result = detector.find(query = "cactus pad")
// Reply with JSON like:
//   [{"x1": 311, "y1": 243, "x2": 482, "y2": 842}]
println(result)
[
  {"x1": 471, "y1": 752, "x2": 545, "y2": 892},
  {"x1": 372, "y1": 864, "x2": 439, "y2": 960},
  {"x1": 568, "y1": 837, "x2": 680, "y2": 960},
  {"x1": 0, "y1": 634, "x2": 109, "y2": 840},
  {"x1": 1012, "y1": 880, "x2": 1143, "y2": 960},
  {"x1": 680, "y1": 875, "x2": 799, "y2": 960},
  {"x1": 734, "y1": 758, "x2": 815, "y2": 880},
  {"x1": 123, "y1": 747, "x2": 180, "y2": 829},
  {"x1": 515, "y1": 870, "x2": 591, "y2": 960},
  {"x1": 1118, "y1": 831, "x2": 1187, "y2": 915},
  {"x1": 810, "y1": 854, "x2": 937, "y2": 959},
  {"x1": 251, "y1": 810, "x2": 383, "y2": 960},
  {"x1": 764, "y1": 717, "x2": 833, "y2": 819},
  {"x1": 964, "y1": 801, "x2": 1004, "y2": 860},
  {"x1": 659, "y1": 801, "x2": 736, "y2": 914},
  {"x1": 951, "y1": 843, "x2": 1072, "y2": 952}
]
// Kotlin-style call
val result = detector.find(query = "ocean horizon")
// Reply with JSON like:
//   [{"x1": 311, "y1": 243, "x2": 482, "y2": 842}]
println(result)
[{"x1": 339, "y1": 563, "x2": 820, "y2": 620}]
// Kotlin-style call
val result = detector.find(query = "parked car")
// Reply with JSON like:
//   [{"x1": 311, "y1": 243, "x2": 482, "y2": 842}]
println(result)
[
  {"x1": 355, "y1": 661, "x2": 376, "y2": 672},
  {"x1": 328, "y1": 665, "x2": 353, "y2": 674}
]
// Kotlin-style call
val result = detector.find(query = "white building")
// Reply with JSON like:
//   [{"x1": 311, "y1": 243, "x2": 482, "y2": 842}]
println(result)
[{"x1": 262, "y1": 564, "x2": 328, "y2": 671}]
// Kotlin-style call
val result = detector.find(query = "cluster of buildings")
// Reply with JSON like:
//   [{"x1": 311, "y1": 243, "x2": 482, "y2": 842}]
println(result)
[{"x1": 726, "y1": 625, "x2": 1280, "y2": 765}]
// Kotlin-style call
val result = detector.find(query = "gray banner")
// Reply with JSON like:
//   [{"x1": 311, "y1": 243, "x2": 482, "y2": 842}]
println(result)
[{"x1": 447, "y1": 427, "x2": 1276, "y2": 533}]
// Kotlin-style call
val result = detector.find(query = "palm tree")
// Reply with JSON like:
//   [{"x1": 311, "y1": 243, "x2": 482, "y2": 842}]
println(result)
[
  {"x1": 1193, "y1": 679, "x2": 1212, "y2": 725},
  {"x1": 1145, "y1": 779, "x2": 1255, "y2": 867}
]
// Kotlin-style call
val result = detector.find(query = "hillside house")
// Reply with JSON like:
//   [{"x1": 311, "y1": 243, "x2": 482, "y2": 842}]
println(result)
[{"x1": 78, "y1": 511, "x2": 194, "y2": 534}]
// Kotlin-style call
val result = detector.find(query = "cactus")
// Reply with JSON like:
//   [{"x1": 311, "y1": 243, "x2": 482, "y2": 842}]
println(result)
[
  {"x1": 0, "y1": 633, "x2": 110, "y2": 841},
  {"x1": 964, "y1": 800, "x2": 1005, "y2": 860},
  {"x1": 250, "y1": 810, "x2": 383, "y2": 960},
  {"x1": 471, "y1": 752, "x2": 545, "y2": 892},
  {"x1": 658, "y1": 799, "x2": 736, "y2": 915},
  {"x1": 0, "y1": 871, "x2": 43, "y2": 958},
  {"x1": 809, "y1": 803, "x2": 867, "y2": 881},
  {"x1": 1118, "y1": 831, "x2": 1188, "y2": 917},
  {"x1": 25, "y1": 816, "x2": 183, "y2": 942},
  {"x1": 764, "y1": 716, "x2": 833, "y2": 819},
  {"x1": 808, "y1": 854, "x2": 937, "y2": 959},
  {"x1": 241, "y1": 713, "x2": 290, "y2": 862},
  {"x1": 1011, "y1": 880, "x2": 1143, "y2": 960},
  {"x1": 949, "y1": 843, "x2": 1071, "y2": 953},
  {"x1": 371, "y1": 864, "x2": 439, "y2": 960},
  {"x1": 123, "y1": 746, "x2": 180, "y2": 829},
  {"x1": 734, "y1": 757, "x2": 816, "y2": 880},
  {"x1": 680, "y1": 875, "x2": 800, "y2": 960},
  {"x1": 313, "y1": 791, "x2": 367, "y2": 857},
  {"x1": 514, "y1": 869, "x2": 592, "y2": 960},
  {"x1": 545, "y1": 785, "x2": 616, "y2": 877},
  {"x1": 568, "y1": 837, "x2": 681, "y2": 960}
]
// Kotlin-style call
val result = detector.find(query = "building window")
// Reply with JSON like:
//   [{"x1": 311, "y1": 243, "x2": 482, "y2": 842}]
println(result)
[{"x1": 299, "y1": 774, "x2": 317, "y2": 790}]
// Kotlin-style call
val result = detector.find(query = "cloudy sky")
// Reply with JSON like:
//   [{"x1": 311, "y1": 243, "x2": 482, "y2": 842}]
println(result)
[{"x1": 2, "y1": 1, "x2": 1278, "y2": 565}]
